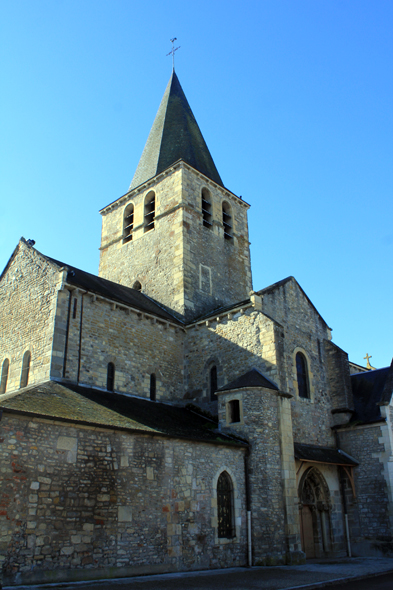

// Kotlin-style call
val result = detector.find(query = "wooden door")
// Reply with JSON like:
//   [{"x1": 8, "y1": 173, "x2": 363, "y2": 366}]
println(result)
[{"x1": 300, "y1": 506, "x2": 315, "y2": 559}]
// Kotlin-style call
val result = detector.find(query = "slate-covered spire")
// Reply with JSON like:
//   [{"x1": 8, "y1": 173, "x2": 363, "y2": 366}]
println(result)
[{"x1": 129, "y1": 72, "x2": 223, "y2": 190}]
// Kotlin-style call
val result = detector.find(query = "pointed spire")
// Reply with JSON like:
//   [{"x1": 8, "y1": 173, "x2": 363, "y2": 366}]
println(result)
[{"x1": 129, "y1": 72, "x2": 223, "y2": 190}]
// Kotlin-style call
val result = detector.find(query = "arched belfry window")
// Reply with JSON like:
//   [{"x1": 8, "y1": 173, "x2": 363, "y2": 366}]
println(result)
[
  {"x1": 201, "y1": 188, "x2": 212, "y2": 228},
  {"x1": 0, "y1": 358, "x2": 10, "y2": 394},
  {"x1": 107, "y1": 362, "x2": 115, "y2": 392},
  {"x1": 296, "y1": 352, "x2": 310, "y2": 399},
  {"x1": 144, "y1": 192, "x2": 155, "y2": 232},
  {"x1": 123, "y1": 204, "x2": 134, "y2": 243},
  {"x1": 217, "y1": 471, "x2": 235, "y2": 538},
  {"x1": 150, "y1": 373, "x2": 156, "y2": 401},
  {"x1": 222, "y1": 202, "x2": 233, "y2": 240},
  {"x1": 20, "y1": 351, "x2": 30, "y2": 389},
  {"x1": 210, "y1": 365, "x2": 217, "y2": 401}
]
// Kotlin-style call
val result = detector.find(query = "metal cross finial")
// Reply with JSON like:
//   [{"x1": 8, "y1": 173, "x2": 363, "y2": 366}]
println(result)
[
  {"x1": 166, "y1": 38, "x2": 180, "y2": 71},
  {"x1": 363, "y1": 353, "x2": 375, "y2": 370}
]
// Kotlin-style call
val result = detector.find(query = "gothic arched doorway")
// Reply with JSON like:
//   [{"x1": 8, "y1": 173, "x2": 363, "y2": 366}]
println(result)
[{"x1": 299, "y1": 467, "x2": 332, "y2": 559}]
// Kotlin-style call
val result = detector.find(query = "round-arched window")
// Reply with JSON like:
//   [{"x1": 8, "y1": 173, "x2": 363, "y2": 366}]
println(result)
[
  {"x1": 217, "y1": 471, "x2": 235, "y2": 538},
  {"x1": 296, "y1": 352, "x2": 310, "y2": 399}
]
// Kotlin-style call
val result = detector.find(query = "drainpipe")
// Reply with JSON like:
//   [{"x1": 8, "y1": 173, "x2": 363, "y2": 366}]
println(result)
[
  {"x1": 62, "y1": 289, "x2": 73, "y2": 379},
  {"x1": 244, "y1": 447, "x2": 252, "y2": 567},
  {"x1": 77, "y1": 292, "x2": 87, "y2": 384},
  {"x1": 335, "y1": 430, "x2": 352, "y2": 557}
]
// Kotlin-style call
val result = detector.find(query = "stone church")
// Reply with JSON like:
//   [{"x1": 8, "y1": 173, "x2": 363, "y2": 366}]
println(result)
[{"x1": 1, "y1": 71, "x2": 392, "y2": 586}]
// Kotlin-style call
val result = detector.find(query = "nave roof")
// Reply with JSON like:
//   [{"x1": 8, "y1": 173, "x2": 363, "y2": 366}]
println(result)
[{"x1": 0, "y1": 381, "x2": 246, "y2": 447}]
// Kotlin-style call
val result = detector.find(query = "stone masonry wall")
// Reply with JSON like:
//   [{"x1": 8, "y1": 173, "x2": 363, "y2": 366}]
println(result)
[
  {"x1": 52, "y1": 288, "x2": 184, "y2": 401},
  {"x1": 185, "y1": 308, "x2": 281, "y2": 405},
  {"x1": 99, "y1": 163, "x2": 252, "y2": 322},
  {"x1": 339, "y1": 423, "x2": 393, "y2": 555},
  {"x1": 262, "y1": 279, "x2": 336, "y2": 447},
  {"x1": 0, "y1": 414, "x2": 247, "y2": 585},
  {"x1": 180, "y1": 166, "x2": 252, "y2": 320},
  {"x1": 99, "y1": 167, "x2": 185, "y2": 320},
  {"x1": 0, "y1": 242, "x2": 60, "y2": 393},
  {"x1": 324, "y1": 341, "x2": 354, "y2": 411},
  {"x1": 217, "y1": 388, "x2": 295, "y2": 564}
]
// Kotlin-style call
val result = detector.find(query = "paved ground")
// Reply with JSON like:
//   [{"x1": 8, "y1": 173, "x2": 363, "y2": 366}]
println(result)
[
  {"x1": 4, "y1": 557, "x2": 393, "y2": 590},
  {"x1": 318, "y1": 572, "x2": 393, "y2": 590}
]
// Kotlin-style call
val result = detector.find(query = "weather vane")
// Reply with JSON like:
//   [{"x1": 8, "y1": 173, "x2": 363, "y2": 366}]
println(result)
[{"x1": 167, "y1": 38, "x2": 180, "y2": 71}]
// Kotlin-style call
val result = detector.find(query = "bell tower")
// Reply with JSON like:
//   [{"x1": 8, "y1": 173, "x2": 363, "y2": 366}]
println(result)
[{"x1": 98, "y1": 72, "x2": 252, "y2": 321}]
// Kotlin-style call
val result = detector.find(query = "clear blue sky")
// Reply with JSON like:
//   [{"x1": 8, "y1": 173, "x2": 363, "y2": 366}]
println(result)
[{"x1": 1, "y1": 1, "x2": 392, "y2": 368}]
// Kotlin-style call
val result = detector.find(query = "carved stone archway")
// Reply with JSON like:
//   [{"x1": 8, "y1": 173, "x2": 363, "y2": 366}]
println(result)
[{"x1": 298, "y1": 467, "x2": 332, "y2": 558}]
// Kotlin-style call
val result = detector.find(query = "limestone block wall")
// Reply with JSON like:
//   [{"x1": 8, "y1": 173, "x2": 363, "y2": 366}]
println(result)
[
  {"x1": 184, "y1": 308, "x2": 282, "y2": 405},
  {"x1": 180, "y1": 166, "x2": 252, "y2": 320},
  {"x1": 99, "y1": 167, "x2": 184, "y2": 318},
  {"x1": 324, "y1": 341, "x2": 354, "y2": 411},
  {"x1": 0, "y1": 242, "x2": 60, "y2": 393},
  {"x1": 52, "y1": 288, "x2": 184, "y2": 401},
  {"x1": 261, "y1": 279, "x2": 336, "y2": 447},
  {"x1": 0, "y1": 414, "x2": 247, "y2": 585},
  {"x1": 339, "y1": 423, "x2": 393, "y2": 555},
  {"x1": 99, "y1": 163, "x2": 252, "y2": 322},
  {"x1": 217, "y1": 387, "x2": 299, "y2": 564}
]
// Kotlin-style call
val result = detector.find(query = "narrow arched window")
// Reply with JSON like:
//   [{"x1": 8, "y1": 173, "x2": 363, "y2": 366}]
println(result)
[
  {"x1": 222, "y1": 202, "x2": 233, "y2": 240},
  {"x1": 123, "y1": 203, "x2": 134, "y2": 243},
  {"x1": 107, "y1": 362, "x2": 115, "y2": 392},
  {"x1": 144, "y1": 192, "x2": 155, "y2": 232},
  {"x1": 296, "y1": 352, "x2": 310, "y2": 399},
  {"x1": 201, "y1": 188, "x2": 212, "y2": 228},
  {"x1": 210, "y1": 365, "x2": 217, "y2": 401},
  {"x1": 20, "y1": 351, "x2": 30, "y2": 388},
  {"x1": 150, "y1": 373, "x2": 156, "y2": 401},
  {"x1": 217, "y1": 471, "x2": 235, "y2": 538},
  {"x1": 0, "y1": 359, "x2": 10, "y2": 394}
]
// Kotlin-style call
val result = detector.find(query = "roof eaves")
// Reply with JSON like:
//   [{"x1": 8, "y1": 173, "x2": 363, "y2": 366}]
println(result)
[
  {"x1": 1, "y1": 406, "x2": 246, "y2": 448},
  {"x1": 187, "y1": 299, "x2": 252, "y2": 326},
  {"x1": 100, "y1": 160, "x2": 249, "y2": 216}
]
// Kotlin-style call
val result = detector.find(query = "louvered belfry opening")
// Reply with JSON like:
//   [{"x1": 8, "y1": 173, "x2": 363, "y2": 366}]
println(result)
[
  {"x1": 144, "y1": 192, "x2": 155, "y2": 232},
  {"x1": 123, "y1": 204, "x2": 134, "y2": 243},
  {"x1": 201, "y1": 188, "x2": 212, "y2": 228},
  {"x1": 222, "y1": 202, "x2": 233, "y2": 240},
  {"x1": 217, "y1": 471, "x2": 235, "y2": 538}
]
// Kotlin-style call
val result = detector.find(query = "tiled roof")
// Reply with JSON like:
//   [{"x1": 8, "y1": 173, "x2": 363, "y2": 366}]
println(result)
[
  {"x1": 129, "y1": 72, "x2": 223, "y2": 190},
  {"x1": 294, "y1": 443, "x2": 358, "y2": 466},
  {"x1": 218, "y1": 369, "x2": 279, "y2": 392},
  {"x1": 0, "y1": 381, "x2": 246, "y2": 447},
  {"x1": 350, "y1": 362, "x2": 393, "y2": 424},
  {"x1": 45, "y1": 255, "x2": 181, "y2": 324}
]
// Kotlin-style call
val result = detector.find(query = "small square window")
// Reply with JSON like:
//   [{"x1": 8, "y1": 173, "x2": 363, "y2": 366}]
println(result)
[{"x1": 228, "y1": 400, "x2": 240, "y2": 424}]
